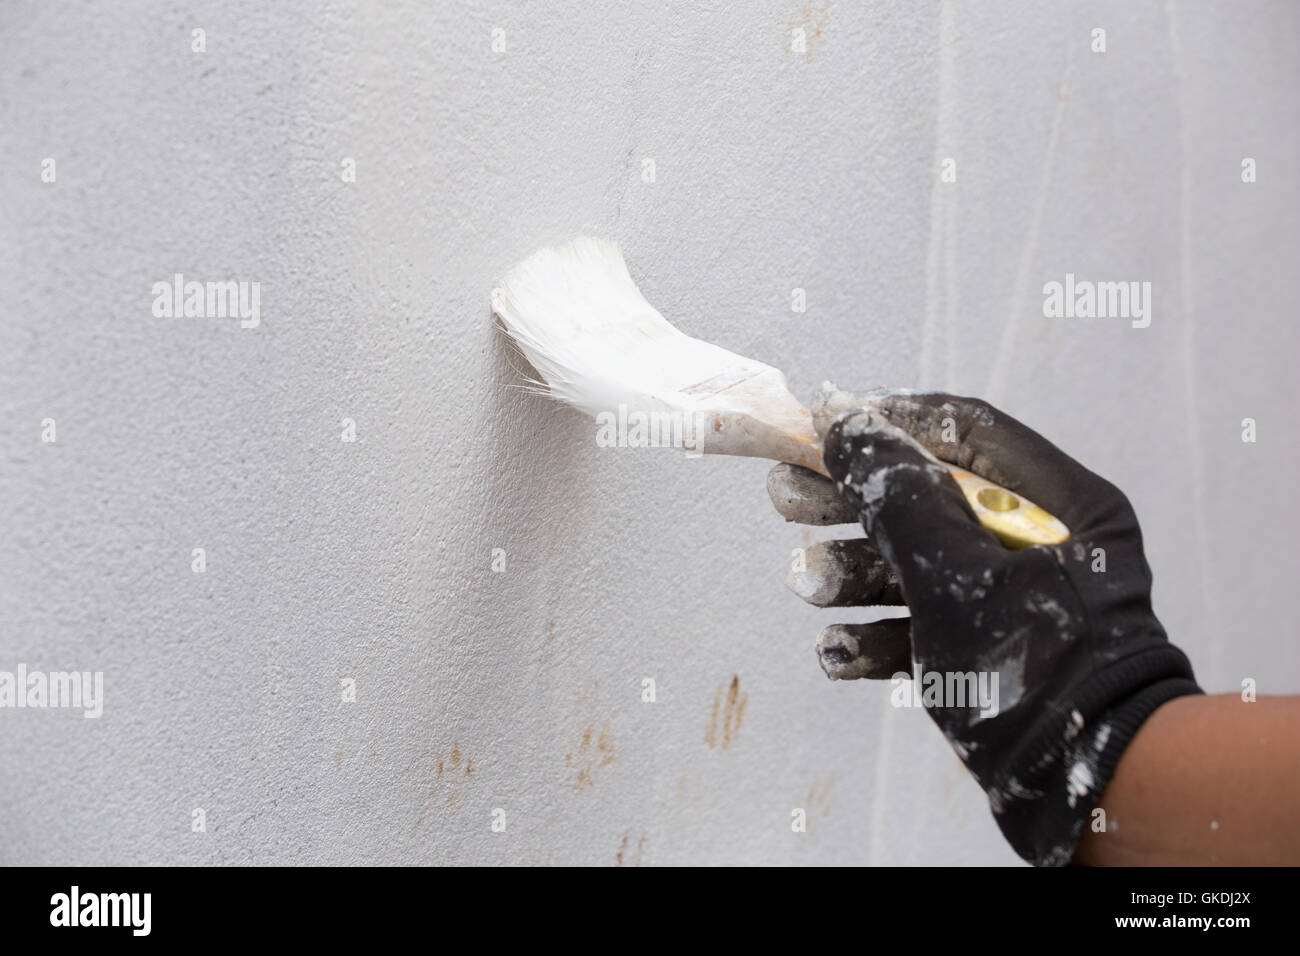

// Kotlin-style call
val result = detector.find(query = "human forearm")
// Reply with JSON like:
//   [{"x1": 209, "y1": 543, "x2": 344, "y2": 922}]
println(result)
[{"x1": 1074, "y1": 694, "x2": 1300, "y2": 865}]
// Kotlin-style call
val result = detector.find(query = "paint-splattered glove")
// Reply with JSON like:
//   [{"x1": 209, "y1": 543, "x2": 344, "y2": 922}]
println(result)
[{"x1": 767, "y1": 386, "x2": 1201, "y2": 866}]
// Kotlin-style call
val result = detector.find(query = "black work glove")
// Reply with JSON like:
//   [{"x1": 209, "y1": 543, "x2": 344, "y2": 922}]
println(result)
[{"x1": 768, "y1": 386, "x2": 1202, "y2": 866}]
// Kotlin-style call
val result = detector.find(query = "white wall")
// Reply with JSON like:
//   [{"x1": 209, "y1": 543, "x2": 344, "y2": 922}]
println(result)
[{"x1": 1, "y1": 1, "x2": 1296, "y2": 865}]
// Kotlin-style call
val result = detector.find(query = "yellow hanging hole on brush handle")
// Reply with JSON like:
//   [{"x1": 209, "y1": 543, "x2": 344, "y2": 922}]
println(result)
[{"x1": 945, "y1": 466, "x2": 1070, "y2": 549}]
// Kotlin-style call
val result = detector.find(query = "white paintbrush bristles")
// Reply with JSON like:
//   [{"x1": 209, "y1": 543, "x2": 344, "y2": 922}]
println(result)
[
  {"x1": 491, "y1": 238, "x2": 758, "y2": 416},
  {"x1": 491, "y1": 236, "x2": 826, "y2": 473}
]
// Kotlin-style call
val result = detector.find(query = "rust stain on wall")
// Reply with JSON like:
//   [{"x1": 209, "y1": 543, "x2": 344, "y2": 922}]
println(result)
[
  {"x1": 706, "y1": 675, "x2": 748, "y2": 750},
  {"x1": 803, "y1": 772, "x2": 836, "y2": 819},
  {"x1": 616, "y1": 833, "x2": 646, "y2": 867},
  {"x1": 566, "y1": 720, "x2": 614, "y2": 791},
  {"x1": 785, "y1": 5, "x2": 830, "y2": 61},
  {"x1": 414, "y1": 740, "x2": 476, "y2": 832}
]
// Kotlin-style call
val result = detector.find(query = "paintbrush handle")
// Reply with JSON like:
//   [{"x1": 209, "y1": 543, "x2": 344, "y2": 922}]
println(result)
[{"x1": 708, "y1": 403, "x2": 1069, "y2": 549}]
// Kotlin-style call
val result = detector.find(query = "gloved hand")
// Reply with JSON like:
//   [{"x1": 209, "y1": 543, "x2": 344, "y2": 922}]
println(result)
[{"x1": 768, "y1": 385, "x2": 1202, "y2": 866}]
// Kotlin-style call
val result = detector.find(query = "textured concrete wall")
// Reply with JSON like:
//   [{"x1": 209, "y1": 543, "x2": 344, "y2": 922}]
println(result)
[{"x1": 1, "y1": 1, "x2": 1296, "y2": 865}]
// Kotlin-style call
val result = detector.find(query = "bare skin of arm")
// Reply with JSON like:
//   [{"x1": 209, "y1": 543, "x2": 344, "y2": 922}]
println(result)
[{"x1": 1073, "y1": 694, "x2": 1300, "y2": 865}]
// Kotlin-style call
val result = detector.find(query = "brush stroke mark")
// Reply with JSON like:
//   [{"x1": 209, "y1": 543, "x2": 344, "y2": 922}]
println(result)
[
  {"x1": 612, "y1": 48, "x2": 652, "y2": 225},
  {"x1": 983, "y1": 39, "x2": 1076, "y2": 404},
  {"x1": 867, "y1": 692, "x2": 899, "y2": 865},
  {"x1": 1164, "y1": 0, "x2": 1218, "y2": 672},
  {"x1": 705, "y1": 675, "x2": 748, "y2": 750},
  {"x1": 920, "y1": 0, "x2": 960, "y2": 391}
]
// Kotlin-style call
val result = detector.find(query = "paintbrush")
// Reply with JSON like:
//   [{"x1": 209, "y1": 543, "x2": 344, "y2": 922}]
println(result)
[{"x1": 490, "y1": 237, "x2": 1067, "y2": 549}]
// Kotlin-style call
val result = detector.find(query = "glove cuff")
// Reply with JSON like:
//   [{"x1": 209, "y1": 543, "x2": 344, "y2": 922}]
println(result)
[{"x1": 990, "y1": 643, "x2": 1201, "y2": 866}]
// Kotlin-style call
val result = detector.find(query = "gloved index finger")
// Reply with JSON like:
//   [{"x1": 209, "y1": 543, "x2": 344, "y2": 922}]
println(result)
[{"x1": 766, "y1": 462, "x2": 860, "y2": 525}]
